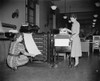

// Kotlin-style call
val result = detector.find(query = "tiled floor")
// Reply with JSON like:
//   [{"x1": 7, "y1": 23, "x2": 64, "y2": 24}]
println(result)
[{"x1": 0, "y1": 53, "x2": 100, "y2": 81}]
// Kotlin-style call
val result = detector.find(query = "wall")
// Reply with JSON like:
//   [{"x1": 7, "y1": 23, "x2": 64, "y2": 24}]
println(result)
[
  {"x1": 0, "y1": 0, "x2": 52, "y2": 33},
  {"x1": 0, "y1": 0, "x2": 25, "y2": 31},
  {"x1": 39, "y1": 1, "x2": 52, "y2": 33},
  {"x1": 54, "y1": 0, "x2": 94, "y2": 13},
  {"x1": 0, "y1": 0, "x2": 25, "y2": 63}
]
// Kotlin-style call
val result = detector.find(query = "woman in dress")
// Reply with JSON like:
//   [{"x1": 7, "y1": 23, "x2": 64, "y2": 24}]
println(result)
[
  {"x1": 7, "y1": 33, "x2": 30, "y2": 70},
  {"x1": 70, "y1": 14, "x2": 82, "y2": 67}
]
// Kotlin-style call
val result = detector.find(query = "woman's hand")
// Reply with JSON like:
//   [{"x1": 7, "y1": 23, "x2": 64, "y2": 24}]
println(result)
[
  {"x1": 24, "y1": 52, "x2": 30, "y2": 56},
  {"x1": 70, "y1": 35, "x2": 73, "y2": 41},
  {"x1": 70, "y1": 37, "x2": 73, "y2": 41},
  {"x1": 28, "y1": 53, "x2": 36, "y2": 57}
]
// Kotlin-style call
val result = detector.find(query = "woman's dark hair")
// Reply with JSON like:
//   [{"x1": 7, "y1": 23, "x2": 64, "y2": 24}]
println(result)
[
  {"x1": 13, "y1": 33, "x2": 23, "y2": 41},
  {"x1": 70, "y1": 14, "x2": 77, "y2": 19}
]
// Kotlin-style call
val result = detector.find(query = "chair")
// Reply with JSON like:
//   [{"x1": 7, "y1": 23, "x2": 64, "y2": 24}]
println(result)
[
  {"x1": 81, "y1": 41, "x2": 90, "y2": 57},
  {"x1": 92, "y1": 35, "x2": 100, "y2": 53}
]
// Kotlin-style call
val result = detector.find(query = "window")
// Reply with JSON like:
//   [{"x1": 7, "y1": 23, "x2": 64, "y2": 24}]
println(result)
[{"x1": 25, "y1": 0, "x2": 37, "y2": 24}]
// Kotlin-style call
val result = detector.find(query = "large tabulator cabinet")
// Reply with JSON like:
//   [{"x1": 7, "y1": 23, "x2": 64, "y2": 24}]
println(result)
[
  {"x1": 32, "y1": 33, "x2": 51, "y2": 62},
  {"x1": 32, "y1": 33, "x2": 71, "y2": 63},
  {"x1": 92, "y1": 35, "x2": 100, "y2": 53}
]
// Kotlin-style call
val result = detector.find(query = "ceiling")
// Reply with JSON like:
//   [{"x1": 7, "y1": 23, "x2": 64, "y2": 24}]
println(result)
[{"x1": 47, "y1": 0, "x2": 100, "y2": 28}]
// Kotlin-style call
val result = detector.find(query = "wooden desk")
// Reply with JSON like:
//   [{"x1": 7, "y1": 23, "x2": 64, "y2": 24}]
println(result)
[
  {"x1": 81, "y1": 41, "x2": 90, "y2": 56},
  {"x1": 0, "y1": 38, "x2": 10, "y2": 63}
]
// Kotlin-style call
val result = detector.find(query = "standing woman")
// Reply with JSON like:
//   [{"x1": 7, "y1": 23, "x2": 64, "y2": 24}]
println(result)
[{"x1": 70, "y1": 14, "x2": 82, "y2": 67}]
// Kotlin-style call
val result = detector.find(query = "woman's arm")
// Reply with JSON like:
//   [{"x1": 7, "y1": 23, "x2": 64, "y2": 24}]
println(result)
[
  {"x1": 19, "y1": 43, "x2": 36, "y2": 57},
  {"x1": 19, "y1": 43, "x2": 29, "y2": 55},
  {"x1": 23, "y1": 52, "x2": 30, "y2": 56},
  {"x1": 66, "y1": 28, "x2": 72, "y2": 33},
  {"x1": 24, "y1": 52, "x2": 36, "y2": 57}
]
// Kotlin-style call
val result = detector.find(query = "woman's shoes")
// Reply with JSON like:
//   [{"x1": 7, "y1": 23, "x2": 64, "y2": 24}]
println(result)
[
  {"x1": 74, "y1": 63, "x2": 79, "y2": 67},
  {"x1": 68, "y1": 64, "x2": 73, "y2": 68},
  {"x1": 12, "y1": 67, "x2": 18, "y2": 71}
]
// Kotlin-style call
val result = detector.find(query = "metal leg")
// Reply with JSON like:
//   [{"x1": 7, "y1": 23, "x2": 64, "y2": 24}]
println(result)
[
  {"x1": 68, "y1": 54, "x2": 71, "y2": 66},
  {"x1": 68, "y1": 53, "x2": 74, "y2": 67}
]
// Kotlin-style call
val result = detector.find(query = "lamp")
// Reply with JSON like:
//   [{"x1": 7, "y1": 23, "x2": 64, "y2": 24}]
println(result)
[
  {"x1": 93, "y1": 14, "x2": 98, "y2": 18},
  {"x1": 63, "y1": 0, "x2": 67, "y2": 19},
  {"x1": 93, "y1": 19, "x2": 97, "y2": 22},
  {"x1": 93, "y1": 22, "x2": 96, "y2": 25},
  {"x1": 51, "y1": 0, "x2": 57, "y2": 10},
  {"x1": 50, "y1": 0, "x2": 57, "y2": 29},
  {"x1": 51, "y1": 4, "x2": 57, "y2": 10},
  {"x1": 63, "y1": 16, "x2": 67, "y2": 19},
  {"x1": 92, "y1": 24, "x2": 95, "y2": 27},
  {"x1": 95, "y1": 2, "x2": 100, "y2": 7}
]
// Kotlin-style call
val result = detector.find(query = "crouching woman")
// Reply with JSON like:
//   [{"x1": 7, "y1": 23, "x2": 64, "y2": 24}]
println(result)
[{"x1": 7, "y1": 33, "x2": 30, "y2": 70}]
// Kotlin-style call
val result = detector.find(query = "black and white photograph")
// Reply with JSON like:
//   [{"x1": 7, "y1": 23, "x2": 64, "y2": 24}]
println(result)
[{"x1": 0, "y1": 0, "x2": 100, "y2": 81}]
